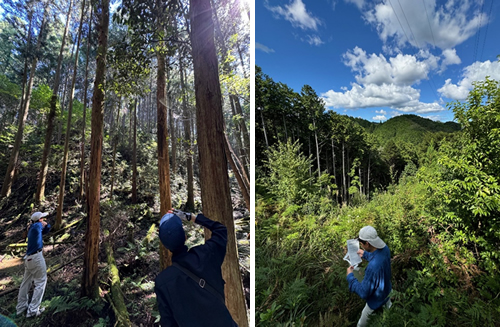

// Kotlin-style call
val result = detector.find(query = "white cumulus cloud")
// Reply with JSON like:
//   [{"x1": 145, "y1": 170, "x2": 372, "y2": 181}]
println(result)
[
  {"x1": 322, "y1": 47, "x2": 447, "y2": 114},
  {"x1": 438, "y1": 60, "x2": 500, "y2": 100},
  {"x1": 351, "y1": 0, "x2": 488, "y2": 50},
  {"x1": 372, "y1": 115, "x2": 387, "y2": 121},
  {"x1": 265, "y1": 0, "x2": 321, "y2": 31},
  {"x1": 376, "y1": 109, "x2": 387, "y2": 115},
  {"x1": 306, "y1": 35, "x2": 324, "y2": 46},
  {"x1": 256, "y1": 43, "x2": 275, "y2": 53}
]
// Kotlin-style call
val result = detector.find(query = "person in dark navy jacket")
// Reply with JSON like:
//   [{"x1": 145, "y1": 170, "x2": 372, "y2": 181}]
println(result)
[{"x1": 155, "y1": 209, "x2": 238, "y2": 327}]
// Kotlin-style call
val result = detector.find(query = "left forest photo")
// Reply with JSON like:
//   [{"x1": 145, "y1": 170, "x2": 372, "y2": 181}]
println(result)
[{"x1": 0, "y1": 0, "x2": 251, "y2": 326}]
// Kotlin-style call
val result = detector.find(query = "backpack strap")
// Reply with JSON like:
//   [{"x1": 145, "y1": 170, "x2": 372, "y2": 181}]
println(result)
[{"x1": 172, "y1": 262, "x2": 225, "y2": 303}]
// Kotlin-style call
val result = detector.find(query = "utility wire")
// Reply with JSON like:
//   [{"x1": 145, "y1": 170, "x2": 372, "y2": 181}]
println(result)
[
  {"x1": 480, "y1": 0, "x2": 493, "y2": 61},
  {"x1": 422, "y1": 0, "x2": 436, "y2": 48},
  {"x1": 388, "y1": 0, "x2": 439, "y2": 102},
  {"x1": 472, "y1": 0, "x2": 485, "y2": 63}
]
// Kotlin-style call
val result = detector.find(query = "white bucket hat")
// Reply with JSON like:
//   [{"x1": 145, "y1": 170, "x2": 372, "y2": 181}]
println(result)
[
  {"x1": 31, "y1": 212, "x2": 48, "y2": 222},
  {"x1": 358, "y1": 226, "x2": 386, "y2": 249}
]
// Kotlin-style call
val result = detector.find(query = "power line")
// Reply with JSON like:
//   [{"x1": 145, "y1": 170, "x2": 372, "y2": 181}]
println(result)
[
  {"x1": 397, "y1": 0, "x2": 420, "y2": 48},
  {"x1": 480, "y1": 0, "x2": 493, "y2": 61},
  {"x1": 472, "y1": 0, "x2": 485, "y2": 63},
  {"x1": 388, "y1": 0, "x2": 440, "y2": 102},
  {"x1": 422, "y1": 0, "x2": 436, "y2": 48}
]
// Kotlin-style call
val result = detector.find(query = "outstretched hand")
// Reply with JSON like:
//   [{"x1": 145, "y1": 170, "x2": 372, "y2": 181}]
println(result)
[{"x1": 169, "y1": 208, "x2": 194, "y2": 222}]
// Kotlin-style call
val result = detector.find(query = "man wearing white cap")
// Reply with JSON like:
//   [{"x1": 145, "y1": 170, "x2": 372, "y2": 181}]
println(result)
[
  {"x1": 346, "y1": 226, "x2": 392, "y2": 327},
  {"x1": 16, "y1": 212, "x2": 51, "y2": 318}
]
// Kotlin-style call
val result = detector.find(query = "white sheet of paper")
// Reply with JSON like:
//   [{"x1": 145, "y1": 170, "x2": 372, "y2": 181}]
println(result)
[{"x1": 346, "y1": 239, "x2": 362, "y2": 267}]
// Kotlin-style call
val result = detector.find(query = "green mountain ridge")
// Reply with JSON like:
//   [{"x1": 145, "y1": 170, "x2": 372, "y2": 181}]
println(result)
[{"x1": 350, "y1": 114, "x2": 461, "y2": 144}]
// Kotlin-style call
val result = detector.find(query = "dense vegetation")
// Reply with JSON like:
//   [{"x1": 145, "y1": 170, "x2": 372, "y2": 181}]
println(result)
[{"x1": 256, "y1": 69, "x2": 500, "y2": 326}]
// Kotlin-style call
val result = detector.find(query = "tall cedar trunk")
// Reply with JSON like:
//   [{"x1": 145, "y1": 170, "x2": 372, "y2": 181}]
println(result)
[
  {"x1": 190, "y1": 0, "x2": 248, "y2": 325},
  {"x1": 156, "y1": 12, "x2": 172, "y2": 270},
  {"x1": 58, "y1": 56, "x2": 73, "y2": 144},
  {"x1": 132, "y1": 99, "x2": 138, "y2": 203},
  {"x1": 260, "y1": 109, "x2": 268, "y2": 149},
  {"x1": 342, "y1": 140, "x2": 346, "y2": 205},
  {"x1": 1, "y1": 7, "x2": 48, "y2": 199},
  {"x1": 82, "y1": 0, "x2": 109, "y2": 299},
  {"x1": 166, "y1": 60, "x2": 176, "y2": 174},
  {"x1": 179, "y1": 57, "x2": 194, "y2": 210},
  {"x1": 224, "y1": 134, "x2": 250, "y2": 210},
  {"x1": 110, "y1": 98, "x2": 121, "y2": 200},
  {"x1": 15, "y1": 14, "x2": 32, "y2": 128},
  {"x1": 36, "y1": 0, "x2": 74, "y2": 203},
  {"x1": 314, "y1": 120, "x2": 320, "y2": 178},
  {"x1": 79, "y1": 8, "x2": 92, "y2": 200},
  {"x1": 56, "y1": 0, "x2": 86, "y2": 230},
  {"x1": 367, "y1": 155, "x2": 371, "y2": 200},
  {"x1": 332, "y1": 139, "x2": 338, "y2": 202},
  {"x1": 232, "y1": 94, "x2": 250, "y2": 178}
]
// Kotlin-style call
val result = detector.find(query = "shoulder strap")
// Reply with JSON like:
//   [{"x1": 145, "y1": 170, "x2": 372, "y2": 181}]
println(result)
[{"x1": 172, "y1": 262, "x2": 225, "y2": 304}]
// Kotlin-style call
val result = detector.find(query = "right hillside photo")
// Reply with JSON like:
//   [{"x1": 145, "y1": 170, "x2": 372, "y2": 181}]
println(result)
[{"x1": 255, "y1": 1, "x2": 500, "y2": 326}]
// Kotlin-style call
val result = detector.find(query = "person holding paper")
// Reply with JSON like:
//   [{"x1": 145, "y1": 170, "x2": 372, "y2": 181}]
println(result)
[{"x1": 346, "y1": 226, "x2": 392, "y2": 327}]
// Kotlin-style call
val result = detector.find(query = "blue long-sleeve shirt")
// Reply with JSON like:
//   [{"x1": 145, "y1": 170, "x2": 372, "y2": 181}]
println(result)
[
  {"x1": 155, "y1": 214, "x2": 238, "y2": 327},
  {"x1": 347, "y1": 245, "x2": 392, "y2": 310},
  {"x1": 26, "y1": 221, "x2": 51, "y2": 256}
]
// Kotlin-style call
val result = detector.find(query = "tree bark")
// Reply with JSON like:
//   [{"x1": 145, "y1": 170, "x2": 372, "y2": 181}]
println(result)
[
  {"x1": 166, "y1": 58, "x2": 176, "y2": 175},
  {"x1": 155, "y1": 0, "x2": 172, "y2": 270},
  {"x1": 190, "y1": 0, "x2": 248, "y2": 325},
  {"x1": 179, "y1": 56, "x2": 194, "y2": 211},
  {"x1": 110, "y1": 98, "x2": 121, "y2": 200},
  {"x1": 82, "y1": 0, "x2": 109, "y2": 299},
  {"x1": 132, "y1": 98, "x2": 138, "y2": 203},
  {"x1": 224, "y1": 133, "x2": 250, "y2": 210},
  {"x1": 1, "y1": 6, "x2": 48, "y2": 199},
  {"x1": 36, "y1": 0, "x2": 74, "y2": 203},
  {"x1": 79, "y1": 4, "x2": 94, "y2": 200},
  {"x1": 55, "y1": 0, "x2": 86, "y2": 230}
]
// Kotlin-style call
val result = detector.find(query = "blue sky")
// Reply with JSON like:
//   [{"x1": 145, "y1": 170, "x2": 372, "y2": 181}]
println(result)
[{"x1": 256, "y1": 0, "x2": 500, "y2": 122}]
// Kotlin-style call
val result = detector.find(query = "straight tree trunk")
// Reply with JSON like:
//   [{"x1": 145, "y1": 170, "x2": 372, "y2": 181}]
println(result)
[
  {"x1": 110, "y1": 98, "x2": 121, "y2": 200},
  {"x1": 232, "y1": 95, "x2": 250, "y2": 178},
  {"x1": 166, "y1": 59, "x2": 176, "y2": 175},
  {"x1": 79, "y1": 8, "x2": 93, "y2": 200},
  {"x1": 55, "y1": 0, "x2": 86, "y2": 230},
  {"x1": 132, "y1": 99, "x2": 138, "y2": 203},
  {"x1": 58, "y1": 58, "x2": 73, "y2": 144},
  {"x1": 179, "y1": 57, "x2": 194, "y2": 211},
  {"x1": 1, "y1": 6, "x2": 48, "y2": 199},
  {"x1": 82, "y1": 0, "x2": 110, "y2": 299},
  {"x1": 155, "y1": 2, "x2": 172, "y2": 270},
  {"x1": 314, "y1": 120, "x2": 320, "y2": 178},
  {"x1": 36, "y1": 0, "x2": 74, "y2": 203},
  {"x1": 342, "y1": 140, "x2": 346, "y2": 205},
  {"x1": 260, "y1": 109, "x2": 268, "y2": 149},
  {"x1": 14, "y1": 14, "x2": 33, "y2": 127},
  {"x1": 190, "y1": 0, "x2": 248, "y2": 325},
  {"x1": 224, "y1": 133, "x2": 249, "y2": 210}
]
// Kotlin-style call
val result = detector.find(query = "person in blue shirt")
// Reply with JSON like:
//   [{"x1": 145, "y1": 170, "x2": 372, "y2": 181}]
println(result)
[
  {"x1": 155, "y1": 209, "x2": 238, "y2": 327},
  {"x1": 346, "y1": 226, "x2": 392, "y2": 327},
  {"x1": 16, "y1": 211, "x2": 51, "y2": 318}
]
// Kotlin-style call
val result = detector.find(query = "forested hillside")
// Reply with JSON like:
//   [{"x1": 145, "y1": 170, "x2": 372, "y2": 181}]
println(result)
[
  {"x1": 0, "y1": 0, "x2": 250, "y2": 326},
  {"x1": 256, "y1": 66, "x2": 500, "y2": 326}
]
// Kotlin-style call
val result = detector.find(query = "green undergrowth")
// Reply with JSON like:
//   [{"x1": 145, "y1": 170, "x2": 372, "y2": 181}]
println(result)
[{"x1": 256, "y1": 174, "x2": 500, "y2": 326}]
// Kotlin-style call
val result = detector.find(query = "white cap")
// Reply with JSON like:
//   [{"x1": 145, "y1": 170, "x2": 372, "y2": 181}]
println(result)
[
  {"x1": 31, "y1": 212, "x2": 48, "y2": 222},
  {"x1": 359, "y1": 226, "x2": 386, "y2": 249}
]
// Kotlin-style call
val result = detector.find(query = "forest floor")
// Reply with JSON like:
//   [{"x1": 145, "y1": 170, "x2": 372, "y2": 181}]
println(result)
[{"x1": 0, "y1": 174, "x2": 250, "y2": 326}]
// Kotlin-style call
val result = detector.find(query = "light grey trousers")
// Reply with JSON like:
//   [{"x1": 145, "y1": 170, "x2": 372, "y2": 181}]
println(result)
[
  {"x1": 16, "y1": 251, "x2": 47, "y2": 316},
  {"x1": 357, "y1": 299, "x2": 392, "y2": 327}
]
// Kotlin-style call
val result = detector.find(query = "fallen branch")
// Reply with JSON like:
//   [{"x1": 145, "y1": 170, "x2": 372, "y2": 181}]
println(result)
[
  {"x1": 105, "y1": 241, "x2": 131, "y2": 327},
  {"x1": 8, "y1": 241, "x2": 76, "y2": 248}
]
